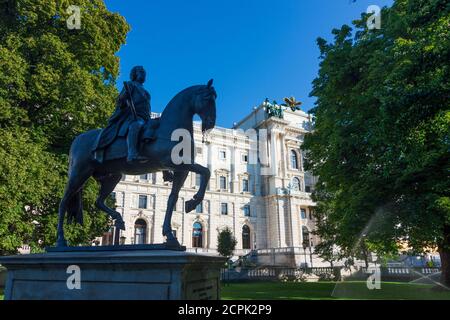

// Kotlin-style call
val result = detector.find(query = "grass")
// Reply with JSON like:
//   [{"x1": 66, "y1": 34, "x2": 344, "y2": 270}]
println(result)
[
  {"x1": 0, "y1": 288, "x2": 3, "y2": 300},
  {"x1": 221, "y1": 281, "x2": 450, "y2": 300}
]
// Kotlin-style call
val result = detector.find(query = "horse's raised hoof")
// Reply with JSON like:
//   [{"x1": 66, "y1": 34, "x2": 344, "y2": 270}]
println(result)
[
  {"x1": 185, "y1": 199, "x2": 197, "y2": 213},
  {"x1": 115, "y1": 219, "x2": 126, "y2": 231},
  {"x1": 163, "y1": 171, "x2": 174, "y2": 183}
]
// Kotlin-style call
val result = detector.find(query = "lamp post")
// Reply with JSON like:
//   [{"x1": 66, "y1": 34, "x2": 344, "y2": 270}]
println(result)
[
  {"x1": 302, "y1": 241, "x2": 308, "y2": 270},
  {"x1": 309, "y1": 241, "x2": 314, "y2": 268}
]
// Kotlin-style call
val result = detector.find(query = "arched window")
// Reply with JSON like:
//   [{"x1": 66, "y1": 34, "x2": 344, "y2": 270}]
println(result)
[
  {"x1": 192, "y1": 222, "x2": 203, "y2": 248},
  {"x1": 291, "y1": 177, "x2": 301, "y2": 191},
  {"x1": 302, "y1": 226, "x2": 310, "y2": 247},
  {"x1": 291, "y1": 150, "x2": 299, "y2": 169},
  {"x1": 134, "y1": 219, "x2": 147, "y2": 245},
  {"x1": 242, "y1": 225, "x2": 251, "y2": 249}
]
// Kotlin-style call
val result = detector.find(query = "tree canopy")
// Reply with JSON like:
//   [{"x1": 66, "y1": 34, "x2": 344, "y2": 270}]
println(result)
[
  {"x1": 0, "y1": 0, "x2": 129, "y2": 254},
  {"x1": 217, "y1": 227, "x2": 237, "y2": 259},
  {"x1": 302, "y1": 0, "x2": 449, "y2": 283}
]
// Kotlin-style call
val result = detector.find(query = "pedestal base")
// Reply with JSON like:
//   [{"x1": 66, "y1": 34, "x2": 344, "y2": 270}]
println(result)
[{"x1": 0, "y1": 250, "x2": 226, "y2": 300}]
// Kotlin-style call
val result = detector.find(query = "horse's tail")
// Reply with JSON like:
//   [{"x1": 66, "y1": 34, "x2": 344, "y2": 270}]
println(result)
[
  {"x1": 66, "y1": 136, "x2": 85, "y2": 225},
  {"x1": 66, "y1": 187, "x2": 83, "y2": 225}
]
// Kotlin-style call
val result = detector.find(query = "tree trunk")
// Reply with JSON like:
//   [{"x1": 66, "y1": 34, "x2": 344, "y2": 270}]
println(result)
[{"x1": 438, "y1": 225, "x2": 450, "y2": 287}]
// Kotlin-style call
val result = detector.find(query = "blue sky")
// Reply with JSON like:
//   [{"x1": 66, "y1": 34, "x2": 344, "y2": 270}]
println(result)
[{"x1": 105, "y1": 0, "x2": 393, "y2": 128}]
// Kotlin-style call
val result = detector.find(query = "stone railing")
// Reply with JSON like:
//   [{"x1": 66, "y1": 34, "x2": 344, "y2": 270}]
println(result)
[
  {"x1": 221, "y1": 266, "x2": 442, "y2": 283},
  {"x1": 221, "y1": 266, "x2": 342, "y2": 282}
]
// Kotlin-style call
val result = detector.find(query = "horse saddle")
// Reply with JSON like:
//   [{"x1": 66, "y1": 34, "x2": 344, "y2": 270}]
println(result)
[{"x1": 94, "y1": 118, "x2": 161, "y2": 164}]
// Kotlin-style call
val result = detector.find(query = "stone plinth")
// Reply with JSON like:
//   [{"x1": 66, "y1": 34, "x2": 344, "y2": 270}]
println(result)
[{"x1": 0, "y1": 249, "x2": 226, "y2": 300}]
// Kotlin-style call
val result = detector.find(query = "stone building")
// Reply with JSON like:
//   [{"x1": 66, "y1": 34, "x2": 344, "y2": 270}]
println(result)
[{"x1": 103, "y1": 102, "x2": 321, "y2": 265}]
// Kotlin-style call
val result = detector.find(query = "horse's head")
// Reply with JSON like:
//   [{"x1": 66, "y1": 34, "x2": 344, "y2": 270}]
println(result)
[{"x1": 193, "y1": 79, "x2": 217, "y2": 133}]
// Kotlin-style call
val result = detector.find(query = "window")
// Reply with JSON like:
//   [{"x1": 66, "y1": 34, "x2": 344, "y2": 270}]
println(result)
[
  {"x1": 221, "y1": 203, "x2": 228, "y2": 215},
  {"x1": 291, "y1": 150, "x2": 299, "y2": 169},
  {"x1": 242, "y1": 153, "x2": 248, "y2": 163},
  {"x1": 196, "y1": 202, "x2": 203, "y2": 214},
  {"x1": 219, "y1": 150, "x2": 226, "y2": 160},
  {"x1": 220, "y1": 176, "x2": 227, "y2": 190},
  {"x1": 242, "y1": 225, "x2": 251, "y2": 249},
  {"x1": 243, "y1": 205, "x2": 251, "y2": 217},
  {"x1": 305, "y1": 186, "x2": 311, "y2": 193},
  {"x1": 291, "y1": 178, "x2": 301, "y2": 191},
  {"x1": 302, "y1": 226, "x2": 310, "y2": 247},
  {"x1": 192, "y1": 222, "x2": 203, "y2": 248},
  {"x1": 300, "y1": 208, "x2": 307, "y2": 219},
  {"x1": 195, "y1": 173, "x2": 201, "y2": 187},
  {"x1": 242, "y1": 179, "x2": 249, "y2": 192},
  {"x1": 134, "y1": 219, "x2": 147, "y2": 244},
  {"x1": 140, "y1": 174, "x2": 148, "y2": 181},
  {"x1": 138, "y1": 195, "x2": 148, "y2": 209}
]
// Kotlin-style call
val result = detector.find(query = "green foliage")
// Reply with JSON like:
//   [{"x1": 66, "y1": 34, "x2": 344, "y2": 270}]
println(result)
[
  {"x1": 302, "y1": 0, "x2": 450, "y2": 263},
  {"x1": 0, "y1": 0, "x2": 129, "y2": 255},
  {"x1": 217, "y1": 227, "x2": 237, "y2": 258}
]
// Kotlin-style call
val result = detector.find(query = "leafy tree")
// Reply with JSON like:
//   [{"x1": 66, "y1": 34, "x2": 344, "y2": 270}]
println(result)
[
  {"x1": 302, "y1": 0, "x2": 450, "y2": 285},
  {"x1": 217, "y1": 227, "x2": 237, "y2": 260},
  {"x1": 0, "y1": 0, "x2": 129, "y2": 254}
]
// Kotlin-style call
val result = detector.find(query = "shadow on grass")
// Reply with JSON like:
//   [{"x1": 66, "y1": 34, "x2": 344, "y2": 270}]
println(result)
[{"x1": 221, "y1": 281, "x2": 450, "y2": 300}]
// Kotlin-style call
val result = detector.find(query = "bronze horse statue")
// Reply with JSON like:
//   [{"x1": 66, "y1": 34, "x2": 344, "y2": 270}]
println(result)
[{"x1": 56, "y1": 80, "x2": 217, "y2": 248}]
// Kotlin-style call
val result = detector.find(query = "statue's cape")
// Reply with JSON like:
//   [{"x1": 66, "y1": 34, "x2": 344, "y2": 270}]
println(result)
[
  {"x1": 94, "y1": 82, "x2": 152, "y2": 151},
  {"x1": 93, "y1": 118, "x2": 160, "y2": 163}
]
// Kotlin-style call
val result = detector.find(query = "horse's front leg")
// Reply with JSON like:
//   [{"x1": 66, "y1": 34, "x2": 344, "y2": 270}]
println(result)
[
  {"x1": 183, "y1": 163, "x2": 210, "y2": 213},
  {"x1": 163, "y1": 170, "x2": 188, "y2": 246}
]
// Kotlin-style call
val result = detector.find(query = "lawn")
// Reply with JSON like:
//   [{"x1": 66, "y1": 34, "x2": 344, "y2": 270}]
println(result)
[{"x1": 221, "y1": 281, "x2": 450, "y2": 300}]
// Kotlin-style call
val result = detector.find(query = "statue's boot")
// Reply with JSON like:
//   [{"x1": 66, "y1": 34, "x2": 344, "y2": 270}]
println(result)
[{"x1": 127, "y1": 121, "x2": 146, "y2": 163}]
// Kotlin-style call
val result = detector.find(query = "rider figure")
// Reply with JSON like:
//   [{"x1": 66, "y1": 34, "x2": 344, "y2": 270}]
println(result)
[
  {"x1": 119, "y1": 66, "x2": 151, "y2": 163},
  {"x1": 93, "y1": 66, "x2": 174, "y2": 181}
]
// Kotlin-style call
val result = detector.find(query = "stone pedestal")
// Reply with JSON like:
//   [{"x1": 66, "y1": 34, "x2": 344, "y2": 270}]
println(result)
[{"x1": 0, "y1": 250, "x2": 226, "y2": 300}]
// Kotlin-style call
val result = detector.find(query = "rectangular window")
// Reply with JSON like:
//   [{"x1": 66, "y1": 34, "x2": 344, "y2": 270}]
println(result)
[
  {"x1": 221, "y1": 203, "x2": 228, "y2": 215},
  {"x1": 243, "y1": 205, "x2": 250, "y2": 217},
  {"x1": 242, "y1": 153, "x2": 248, "y2": 163},
  {"x1": 219, "y1": 150, "x2": 226, "y2": 160},
  {"x1": 140, "y1": 174, "x2": 148, "y2": 181},
  {"x1": 139, "y1": 195, "x2": 148, "y2": 209},
  {"x1": 196, "y1": 173, "x2": 201, "y2": 187},
  {"x1": 242, "y1": 179, "x2": 249, "y2": 192},
  {"x1": 196, "y1": 202, "x2": 203, "y2": 214},
  {"x1": 300, "y1": 208, "x2": 307, "y2": 219},
  {"x1": 305, "y1": 186, "x2": 311, "y2": 193},
  {"x1": 220, "y1": 176, "x2": 227, "y2": 190}
]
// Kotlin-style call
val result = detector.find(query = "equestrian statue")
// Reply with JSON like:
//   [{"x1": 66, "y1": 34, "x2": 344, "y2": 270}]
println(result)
[{"x1": 56, "y1": 66, "x2": 217, "y2": 249}]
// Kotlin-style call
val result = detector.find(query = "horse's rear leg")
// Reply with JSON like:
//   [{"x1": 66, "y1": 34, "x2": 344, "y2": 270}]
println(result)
[
  {"x1": 95, "y1": 174, "x2": 125, "y2": 230},
  {"x1": 56, "y1": 168, "x2": 92, "y2": 247}
]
